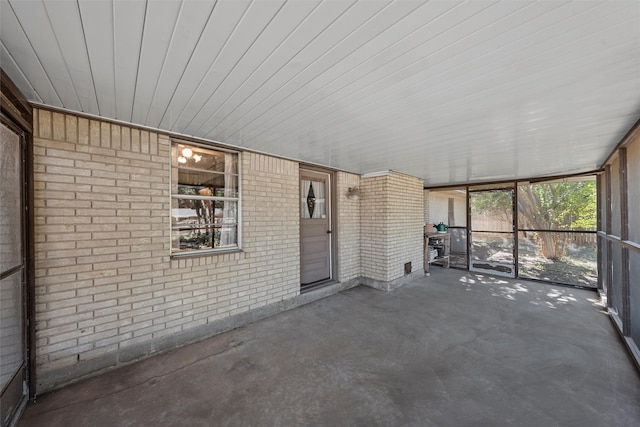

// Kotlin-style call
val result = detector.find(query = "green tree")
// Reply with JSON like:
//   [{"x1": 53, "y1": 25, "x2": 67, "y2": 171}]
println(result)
[
  {"x1": 470, "y1": 190, "x2": 513, "y2": 224},
  {"x1": 518, "y1": 181, "x2": 596, "y2": 259},
  {"x1": 471, "y1": 181, "x2": 596, "y2": 260}
]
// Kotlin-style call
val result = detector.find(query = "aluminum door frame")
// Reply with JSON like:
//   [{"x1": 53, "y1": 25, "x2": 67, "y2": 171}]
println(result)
[
  {"x1": 468, "y1": 187, "x2": 517, "y2": 278},
  {"x1": 299, "y1": 168, "x2": 333, "y2": 287}
]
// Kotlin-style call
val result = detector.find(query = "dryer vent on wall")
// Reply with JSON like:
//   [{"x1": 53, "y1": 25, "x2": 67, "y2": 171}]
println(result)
[{"x1": 404, "y1": 262, "x2": 412, "y2": 275}]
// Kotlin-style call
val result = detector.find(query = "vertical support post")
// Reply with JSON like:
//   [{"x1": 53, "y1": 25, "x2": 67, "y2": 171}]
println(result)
[
  {"x1": 513, "y1": 186, "x2": 519, "y2": 278},
  {"x1": 605, "y1": 165, "x2": 613, "y2": 309},
  {"x1": 466, "y1": 186, "x2": 471, "y2": 270},
  {"x1": 596, "y1": 174, "x2": 604, "y2": 293},
  {"x1": 619, "y1": 148, "x2": 630, "y2": 336}
]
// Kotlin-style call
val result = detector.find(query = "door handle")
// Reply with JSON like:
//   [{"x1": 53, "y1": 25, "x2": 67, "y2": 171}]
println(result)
[{"x1": 327, "y1": 230, "x2": 332, "y2": 234}]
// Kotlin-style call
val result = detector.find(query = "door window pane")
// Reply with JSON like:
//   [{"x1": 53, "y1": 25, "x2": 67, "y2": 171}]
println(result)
[
  {"x1": 301, "y1": 179, "x2": 325, "y2": 219},
  {"x1": 470, "y1": 232, "x2": 515, "y2": 264},
  {"x1": 470, "y1": 190, "x2": 513, "y2": 232}
]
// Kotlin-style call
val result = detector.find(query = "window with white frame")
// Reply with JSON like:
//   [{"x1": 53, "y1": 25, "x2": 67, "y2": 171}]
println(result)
[{"x1": 171, "y1": 141, "x2": 239, "y2": 254}]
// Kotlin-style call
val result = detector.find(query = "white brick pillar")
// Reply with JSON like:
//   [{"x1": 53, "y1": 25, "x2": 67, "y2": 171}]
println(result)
[{"x1": 360, "y1": 171, "x2": 424, "y2": 291}]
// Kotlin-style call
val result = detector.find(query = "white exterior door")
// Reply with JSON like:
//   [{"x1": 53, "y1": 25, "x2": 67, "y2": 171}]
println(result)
[{"x1": 300, "y1": 170, "x2": 331, "y2": 286}]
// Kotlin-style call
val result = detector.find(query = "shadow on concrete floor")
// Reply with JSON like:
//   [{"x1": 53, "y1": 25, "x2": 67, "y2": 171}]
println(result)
[{"x1": 19, "y1": 269, "x2": 640, "y2": 426}]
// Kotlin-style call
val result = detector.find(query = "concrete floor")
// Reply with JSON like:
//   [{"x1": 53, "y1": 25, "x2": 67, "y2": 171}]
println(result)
[{"x1": 18, "y1": 269, "x2": 640, "y2": 426}]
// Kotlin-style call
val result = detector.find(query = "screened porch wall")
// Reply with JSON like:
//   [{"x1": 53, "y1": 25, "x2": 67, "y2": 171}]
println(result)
[{"x1": 599, "y1": 120, "x2": 640, "y2": 370}]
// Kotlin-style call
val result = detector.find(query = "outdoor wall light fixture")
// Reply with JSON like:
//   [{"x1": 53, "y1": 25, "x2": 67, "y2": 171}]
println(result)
[{"x1": 347, "y1": 187, "x2": 361, "y2": 200}]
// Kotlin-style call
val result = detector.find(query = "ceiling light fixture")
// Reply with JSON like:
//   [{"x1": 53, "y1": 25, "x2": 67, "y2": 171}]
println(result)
[{"x1": 181, "y1": 148, "x2": 193, "y2": 158}]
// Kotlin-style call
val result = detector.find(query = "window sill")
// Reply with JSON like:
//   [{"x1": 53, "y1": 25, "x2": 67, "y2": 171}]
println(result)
[{"x1": 170, "y1": 248, "x2": 243, "y2": 259}]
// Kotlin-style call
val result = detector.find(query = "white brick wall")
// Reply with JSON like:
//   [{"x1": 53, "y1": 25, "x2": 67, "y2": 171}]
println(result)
[
  {"x1": 386, "y1": 172, "x2": 424, "y2": 280},
  {"x1": 336, "y1": 172, "x2": 361, "y2": 282},
  {"x1": 361, "y1": 172, "x2": 424, "y2": 284},
  {"x1": 31, "y1": 108, "x2": 426, "y2": 390},
  {"x1": 360, "y1": 175, "x2": 388, "y2": 282},
  {"x1": 33, "y1": 109, "x2": 300, "y2": 380},
  {"x1": 424, "y1": 189, "x2": 430, "y2": 224}
]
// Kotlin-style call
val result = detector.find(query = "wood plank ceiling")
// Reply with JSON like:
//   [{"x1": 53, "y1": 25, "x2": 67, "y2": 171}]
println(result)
[{"x1": 1, "y1": 0, "x2": 639, "y2": 186}]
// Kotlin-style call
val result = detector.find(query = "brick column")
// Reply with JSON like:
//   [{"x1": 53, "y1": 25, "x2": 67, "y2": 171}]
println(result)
[{"x1": 360, "y1": 171, "x2": 424, "y2": 291}]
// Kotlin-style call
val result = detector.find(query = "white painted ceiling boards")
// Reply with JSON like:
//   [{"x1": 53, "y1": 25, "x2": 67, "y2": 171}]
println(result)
[{"x1": 1, "y1": 0, "x2": 639, "y2": 186}]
